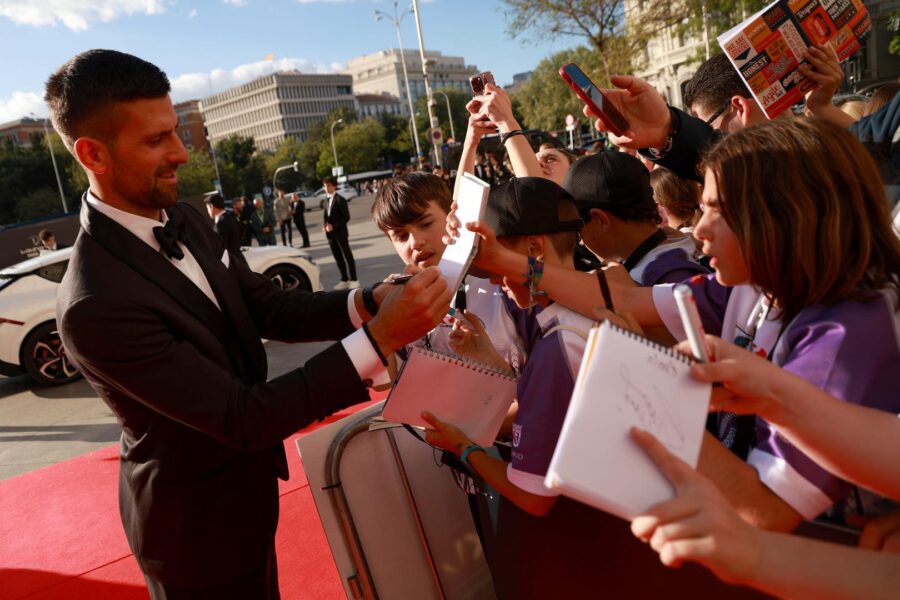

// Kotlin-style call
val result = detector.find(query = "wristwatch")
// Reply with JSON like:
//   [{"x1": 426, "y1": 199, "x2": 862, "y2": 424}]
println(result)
[{"x1": 647, "y1": 106, "x2": 679, "y2": 158}]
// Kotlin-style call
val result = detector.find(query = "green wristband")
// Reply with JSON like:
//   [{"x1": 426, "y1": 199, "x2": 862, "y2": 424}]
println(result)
[{"x1": 460, "y1": 443, "x2": 486, "y2": 466}]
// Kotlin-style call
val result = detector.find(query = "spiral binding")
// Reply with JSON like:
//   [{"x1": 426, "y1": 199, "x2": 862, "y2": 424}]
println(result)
[
  {"x1": 411, "y1": 346, "x2": 518, "y2": 381},
  {"x1": 607, "y1": 322, "x2": 694, "y2": 365}
]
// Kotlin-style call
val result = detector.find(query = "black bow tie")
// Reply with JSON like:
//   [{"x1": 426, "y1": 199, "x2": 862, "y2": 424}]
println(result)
[{"x1": 153, "y1": 210, "x2": 186, "y2": 260}]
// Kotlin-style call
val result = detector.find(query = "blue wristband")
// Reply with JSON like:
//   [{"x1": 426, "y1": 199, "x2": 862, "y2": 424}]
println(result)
[{"x1": 460, "y1": 443, "x2": 486, "y2": 466}]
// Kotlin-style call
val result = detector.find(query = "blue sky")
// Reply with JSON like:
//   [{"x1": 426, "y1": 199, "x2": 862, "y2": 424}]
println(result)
[{"x1": 0, "y1": 0, "x2": 574, "y2": 122}]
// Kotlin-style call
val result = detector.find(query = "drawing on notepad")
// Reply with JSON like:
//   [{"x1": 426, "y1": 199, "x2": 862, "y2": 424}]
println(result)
[{"x1": 618, "y1": 364, "x2": 686, "y2": 450}]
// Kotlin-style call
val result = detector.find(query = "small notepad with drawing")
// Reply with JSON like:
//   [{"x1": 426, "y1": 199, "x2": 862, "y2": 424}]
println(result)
[
  {"x1": 545, "y1": 321, "x2": 711, "y2": 520},
  {"x1": 382, "y1": 346, "x2": 517, "y2": 447}
]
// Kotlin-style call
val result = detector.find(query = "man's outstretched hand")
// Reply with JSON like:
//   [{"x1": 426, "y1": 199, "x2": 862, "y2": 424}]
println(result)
[{"x1": 366, "y1": 266, "x2": 452, "y2": 356}]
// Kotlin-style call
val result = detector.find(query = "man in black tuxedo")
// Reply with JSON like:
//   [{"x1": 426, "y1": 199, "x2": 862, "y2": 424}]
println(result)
[
  {"x1": 321, "y1": 176, "x2": 358, "y2": 289},
  {"x1": 47, "y1": 49, "x2": 451, "y2": 599},
  {"x1": 204, "y1": 193, "x2": 242, "y2": 256}
]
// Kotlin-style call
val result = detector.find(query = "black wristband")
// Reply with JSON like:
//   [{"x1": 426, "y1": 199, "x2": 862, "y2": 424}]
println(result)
[
  {"x1": 500, "y1": 129, "x2": 525, "y2": 145},
  {"x1": 362, "y1": 283, "x2": 381, "y2": 318},
  {"x1": 361, "y1": 322, "x2": 389, "y2": 367}
]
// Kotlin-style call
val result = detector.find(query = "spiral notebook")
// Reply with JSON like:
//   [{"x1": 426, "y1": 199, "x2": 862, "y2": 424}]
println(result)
[
  {"x1": 382, "y1": 346, "x2": 518, "y2": 447},
  {"x1": 545, "y1": 321, "x2": 711, "y2": 520}
]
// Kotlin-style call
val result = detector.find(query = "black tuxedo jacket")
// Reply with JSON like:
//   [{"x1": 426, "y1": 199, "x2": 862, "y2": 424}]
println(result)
[
  {"x1": 57, "y1": 199, "x2": 370, "y2": 587},
  {"x1": 214, "y1": 210, "x2": 242, "y2": 255},
  {"x1": 323, "y1": 193, "x2": 350, "y2": 238}
]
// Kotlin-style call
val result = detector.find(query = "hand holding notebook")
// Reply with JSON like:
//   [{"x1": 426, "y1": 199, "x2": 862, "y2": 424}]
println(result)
[{"x1": 545, "y1": 321, "x2": 711, "y2": 520}]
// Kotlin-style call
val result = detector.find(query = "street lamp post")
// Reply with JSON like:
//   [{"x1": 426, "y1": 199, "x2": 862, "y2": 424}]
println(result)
[
  {"x1": 411, "y1": 0, "x2": 442, "y2": 167},
  {"x1": 434, "y1": 90, "x2": 455, "y2": 142},
  {"x1": 375, "y1": 1, "x2": 422, "y2": 165},
  {"x1": 31, "y1": 114, "x2": 67, "y2": 213},
  {"x1": 272, "y1": 161, "x2": 299, "y2": 193},
  {"x1": 330, "y1": 118, "x2": 344, "y2": 169}
]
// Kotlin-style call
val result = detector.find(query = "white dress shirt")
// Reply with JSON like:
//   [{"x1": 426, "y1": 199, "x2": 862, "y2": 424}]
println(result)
[{"x1": 86, "y1": 191, "x2": 386, "y2": 386}]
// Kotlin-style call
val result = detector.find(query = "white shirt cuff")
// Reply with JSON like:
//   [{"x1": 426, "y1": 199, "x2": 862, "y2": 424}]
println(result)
[
  {"x1": 341, "y1": 327, "x2": 390, "y2": 387},
  {"x1": 652, "y1": 283, "x2": 687, "y2": 341},
  {"x1": 347, "y1": 288, "x2": 364, "y2": 329}
]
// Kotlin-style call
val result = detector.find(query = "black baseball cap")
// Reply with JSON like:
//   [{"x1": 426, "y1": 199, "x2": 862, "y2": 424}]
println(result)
[
  {"x1": 204, "y1": 194, "x2": 225, "y2": 209},
  {"x1": 486, "y1": 177, "x2": 583, "y2": 237},
  {"x1": 563, "y1": 151, "x2": 654, "y2": 219}
]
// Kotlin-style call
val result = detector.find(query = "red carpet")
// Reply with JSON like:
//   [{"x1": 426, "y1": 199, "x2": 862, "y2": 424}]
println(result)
[{"x1": 0, "y1": 397, "x2": 382, "y2": 600}]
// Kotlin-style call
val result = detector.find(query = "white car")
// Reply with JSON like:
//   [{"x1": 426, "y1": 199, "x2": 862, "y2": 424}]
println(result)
[
  {"x1": 312, "y1": 184, "x2": 359, "y2": 210},
  {"x1": 0, "y1": 245, "x2": 321, "y2": 386}
]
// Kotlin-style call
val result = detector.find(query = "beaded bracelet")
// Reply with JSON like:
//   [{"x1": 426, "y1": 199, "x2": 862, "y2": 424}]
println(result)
[{"x1": 522, "y1": 256, "x2": 547, "y2": 312}]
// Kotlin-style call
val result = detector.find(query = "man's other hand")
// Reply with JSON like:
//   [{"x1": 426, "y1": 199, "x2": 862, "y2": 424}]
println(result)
[{"x1": 584, "y1": 75, "x2": 671, "y2": 150}]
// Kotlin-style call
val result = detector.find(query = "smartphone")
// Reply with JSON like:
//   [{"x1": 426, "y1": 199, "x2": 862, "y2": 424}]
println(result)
[
  {"x1": 559, "y1": 63, "x2": 629, "y2": 137},
  {"x1": 469, "y1": 71, "x2": 495, "y2": 96}
]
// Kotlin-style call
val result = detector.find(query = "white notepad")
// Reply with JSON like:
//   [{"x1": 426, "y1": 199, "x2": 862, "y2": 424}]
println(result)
[
  {"x1": 439, "y1": 173, "x2": 490, "y2": 293},
  {"x1": 545, "y1": 321, "x2": 711, "y2": 520},
  {"x1": 382, "y1": 346, "x2": 517, "y2": 447}
]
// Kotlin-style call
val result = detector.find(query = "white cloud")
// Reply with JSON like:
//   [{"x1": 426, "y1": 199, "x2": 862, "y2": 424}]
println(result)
[
  {"x1": 170, "y1": 57, "x2": 343, "y2": 102},
  {"x1": 222, "y1": 0, "x2": 247, "y2": 5},
  {"x1": 0, "y1": 91, "x2": 47, "y2": 124},
  {"x1": 188, "y1": 8, "x2": 198, "y2": 18},
  {"x1": 0, "y1": 0, "x2": 166, "y2": 32}
]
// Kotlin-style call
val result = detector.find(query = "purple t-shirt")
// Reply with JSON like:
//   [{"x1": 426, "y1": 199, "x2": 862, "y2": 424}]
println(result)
[
  {"x1": 506, "y1": 303, "x2": 593, "y2": 497},
  {"x1": 630, "y1": 235, "x2": 709, "y2": 287},
  {"x1": 654, "y1": 278, "x2": 900, "y2": 519}
]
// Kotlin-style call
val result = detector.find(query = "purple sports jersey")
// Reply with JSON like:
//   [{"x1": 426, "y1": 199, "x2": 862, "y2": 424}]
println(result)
[
  {"x1": 630, "y1": 235, "x2": 709, "y2": 286},
  {"x1": 505, "y1": 303, "x2": 594, "y2": 497},
  {"x1": 654, "y1": 278, "x2": 900, "y2": 519}
]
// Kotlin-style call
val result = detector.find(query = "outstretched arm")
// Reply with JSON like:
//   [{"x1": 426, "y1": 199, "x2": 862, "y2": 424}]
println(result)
[
  {"x1": 632, "y1": 429, "x2": 900, "y2": 599},
  {"x1": 683, "y1": 335, "x2": 900, "y2": 500}
]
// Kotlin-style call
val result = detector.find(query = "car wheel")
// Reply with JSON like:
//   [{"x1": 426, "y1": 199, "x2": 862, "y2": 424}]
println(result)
[
  {"x1": 21, "y1": 321, "x2": 82, "y2": 385},
  {"x1": 264, "y1": 264, "x2": 311, "y2": 292}
]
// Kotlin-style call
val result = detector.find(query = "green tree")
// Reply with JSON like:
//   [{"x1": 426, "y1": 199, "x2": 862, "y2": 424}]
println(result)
[
  {"x1": 316, "y1": 118, "x2": 386, "y2": 179},
  {"x1": 177, "y1": 149, "x2": 217, "y2": 197},
  {"x1": 16, "y1": 187, "x2": 62, "y2": 221},
  {"x1": 265, "y1": 137, "x2": 304, "y2": 192},
  {"x1": 412, "y1": 87, "x2": 472, "y2": 148},
  {"x1": 214, "y1": 135, "x2": 268, "y2": 197},
  {"x1": 511, "y1": 45, "x2": 610, "y2": 131},
  {"x1": 502, "y1": 0, "x2": 659, "y2": 79},
  {"x1": 663, "y1": 0, "x2": 769, "y2": 63}
]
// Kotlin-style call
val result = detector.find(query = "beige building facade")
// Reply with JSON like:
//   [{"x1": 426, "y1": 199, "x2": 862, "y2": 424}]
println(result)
[
  {"x1": 344, "y1": 49, "x2": 478, "y2": 114},
  {"x1": 200, "y1": 72, "x2": 355, "y2": 152}
]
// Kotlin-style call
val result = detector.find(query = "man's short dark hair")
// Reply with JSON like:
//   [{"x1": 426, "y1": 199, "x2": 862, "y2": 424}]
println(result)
[
  {"x1": 44, "y1": 49, "x2": 171, "y2": 151},
  {"x1": 682, "y1": 53, "x2": 751, "y2": 113},
  {"x1": 372, "y1": 172, "x2": 452, "y2": 232},
  {"x1": 38, "y1": 229, "x2": 54, "y2": 242},
  {"x1": 204, "y1": 194, "x2": 225, "y2": 209},
  {"x1": 322, "y1": 176, "x2": 337, "y2": 186}
]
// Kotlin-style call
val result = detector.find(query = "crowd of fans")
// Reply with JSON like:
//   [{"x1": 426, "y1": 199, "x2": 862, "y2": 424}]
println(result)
[{"x1": 367, "y1": 44, "x2": 900, "y2": 598}]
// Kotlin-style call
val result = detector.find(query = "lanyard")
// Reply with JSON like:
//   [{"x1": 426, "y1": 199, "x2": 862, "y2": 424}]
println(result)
[{"x1": 623, "y1": 228, "x2": 667, "y2": 272}]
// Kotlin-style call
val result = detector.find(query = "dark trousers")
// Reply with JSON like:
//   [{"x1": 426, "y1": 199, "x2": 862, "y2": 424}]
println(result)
[
  {"x1": 293, "y1": 214, "x2": 310, "y2": 247},
  {"x1": 327, "y1": 230, "x2": 356, "y2": 281},
  {"x1": 144, "y1": 543, "x2": 280, "y2": 600},
  {"x1": 279, "y1": 220, "x2": 292, "y2": 246}
]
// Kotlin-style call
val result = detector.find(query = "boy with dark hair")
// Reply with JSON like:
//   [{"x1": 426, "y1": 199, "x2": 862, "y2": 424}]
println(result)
[
  {"x1": 371, "y1": 171, "x2": 528, "y2": 372},
  {"x1": 564, "y1": 151, "x2": 708, "y2": 286}
]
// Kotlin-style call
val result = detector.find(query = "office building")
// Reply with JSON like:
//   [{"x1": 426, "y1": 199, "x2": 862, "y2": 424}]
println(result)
[
  {"x1": 174, "y1": 100, "x2": 207, "y2": 152},
  {"x1": 200, "y1": 72, "x2": 355, "y2": 152},
  {"x1": 345, "y1": 49, "x2": 478, "y2": 113}
]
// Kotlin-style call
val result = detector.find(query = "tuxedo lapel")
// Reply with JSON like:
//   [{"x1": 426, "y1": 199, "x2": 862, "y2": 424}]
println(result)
[
  {"x1": 181, "y1": 232, "x2": 268, "y2": 383},
  {"x1": 79, "y1": 199, "x2": 229, "y2": 344}
]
